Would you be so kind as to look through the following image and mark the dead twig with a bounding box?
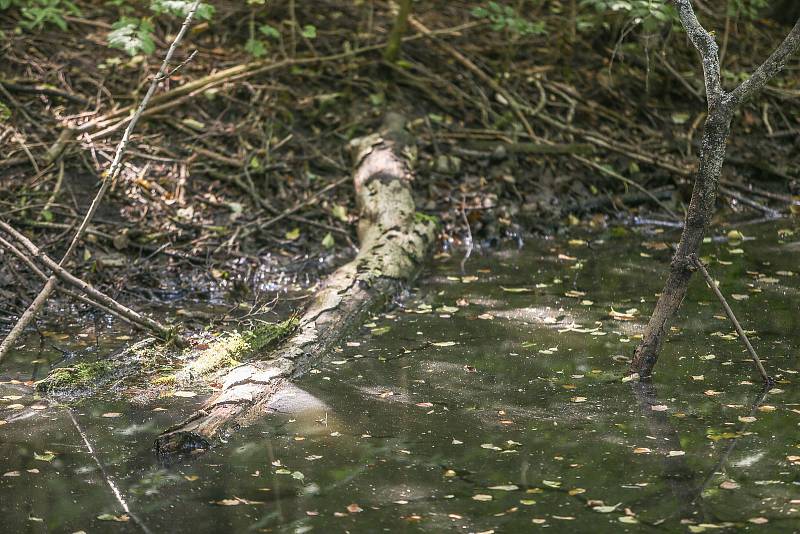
[0,221,187,345]
[0,1,201,362]
[689,254,771,385]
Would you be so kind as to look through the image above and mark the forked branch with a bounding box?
[630,3,800,378]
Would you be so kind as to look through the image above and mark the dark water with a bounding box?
[2,220,799,533]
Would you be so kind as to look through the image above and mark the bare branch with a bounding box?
[0,0,201,363]
[672,0,724,105]
[730,18,800,105]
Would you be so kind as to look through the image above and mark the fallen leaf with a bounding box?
[592,503,620,513]
[97,514,129,522]
[34,452,55,462]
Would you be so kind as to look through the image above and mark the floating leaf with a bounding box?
[592,503,620,513]
[97,514,129,522]
[501,286,532,293]
[34,452,55,462]
[212,497,264,506]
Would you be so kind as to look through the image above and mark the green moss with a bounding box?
[176,318,299,384]
[151,374,176,386]
[243,317,300,352]
[37,361,115,392]
[414,211,439,226]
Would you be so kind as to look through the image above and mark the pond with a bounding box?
[1,220,799,533]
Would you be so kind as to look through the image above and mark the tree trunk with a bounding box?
[630,3,800,378]
[630,108,733,377]
[154,113,437,456]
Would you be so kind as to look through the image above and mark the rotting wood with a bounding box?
[154,113,437,455]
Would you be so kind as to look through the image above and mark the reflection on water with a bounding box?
[1,220,799,532]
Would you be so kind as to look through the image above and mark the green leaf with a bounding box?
[108,17,155,56]
[150,0,215,21]
[244,38,267,58]
[331,205,348,222]
[301,24,316,39]
[321,232,335,249]
[34,451,55,462]
[258,24,280,39]
[285,228,300,241]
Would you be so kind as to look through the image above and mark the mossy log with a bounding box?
[154,114,437,455]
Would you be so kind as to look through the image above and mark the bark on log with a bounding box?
[154,113,437,455]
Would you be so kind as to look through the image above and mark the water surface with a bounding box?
[2,220,799,533]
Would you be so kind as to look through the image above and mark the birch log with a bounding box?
[155,113,437,455]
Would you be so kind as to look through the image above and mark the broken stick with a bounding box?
[690,253,771,385]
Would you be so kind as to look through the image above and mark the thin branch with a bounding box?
[690,254,771,385]
[730,17,800,105]
[67,409,153,534]
[672,0,724,105]
[0,1,201,363]
[0,235,123,320]
[0,222,186,345]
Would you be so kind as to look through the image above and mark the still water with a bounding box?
[1,220,799,533]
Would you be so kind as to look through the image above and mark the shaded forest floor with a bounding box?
[1,1,799,331]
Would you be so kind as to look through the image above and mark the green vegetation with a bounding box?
[414,211,440,227]
[36,360,114,392]
[471,1,546,37]
[175,318,299,384]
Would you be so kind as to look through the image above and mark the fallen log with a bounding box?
[154,113,438,455]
